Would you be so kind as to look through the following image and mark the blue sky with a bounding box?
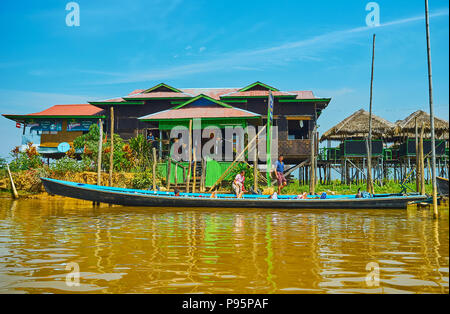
[0,0,448,158]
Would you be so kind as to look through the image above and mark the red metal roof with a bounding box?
[98,86,323,102]
[140,107,260,120]
[181,88,239,100]
[27,104,104,116]
[221,90,296,97]
[291,91,315,99]
[125,91,193,99]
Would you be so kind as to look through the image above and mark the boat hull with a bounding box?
[41,178,427,210]
[437,177,449,196]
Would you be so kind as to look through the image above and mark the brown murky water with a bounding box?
[0,198,448,294]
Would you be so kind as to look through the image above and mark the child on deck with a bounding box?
[232,170,246,199]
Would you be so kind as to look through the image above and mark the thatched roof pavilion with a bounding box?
[320,109,395,142]
[393,110,449,140]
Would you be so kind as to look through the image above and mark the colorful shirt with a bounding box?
[276,160,284,173]
[235,174,245,185]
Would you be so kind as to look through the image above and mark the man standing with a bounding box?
[275,155,287,194]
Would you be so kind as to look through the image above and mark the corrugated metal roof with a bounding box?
[291,91,315,99]
[181,88,239,100]
[125,91,193,99]
[140,107,260,120]
[96,86,322,102]
[221,90,296,97]
[28,104,104,116]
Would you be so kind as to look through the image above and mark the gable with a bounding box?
[183,97,221,108]
[142,83,183,94]
[172,94,233,110]
[239,81,279,92]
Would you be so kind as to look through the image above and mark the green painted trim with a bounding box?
[170,101,186,105]
[142,83,183,94]
[239,81,279,92]
[278,98,332,103]
[171,94,233,110]
[89,101,144,105]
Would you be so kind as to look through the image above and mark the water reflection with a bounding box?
[0,199,448,294]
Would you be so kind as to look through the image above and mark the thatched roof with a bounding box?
[320,109,395,142]
[393,110,449,139]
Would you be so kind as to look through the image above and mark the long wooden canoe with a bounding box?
[41,178,427,210]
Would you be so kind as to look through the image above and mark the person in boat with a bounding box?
[271,192,278,199]
[295,192,308,199]
[320,192,327,199]
[210,191,218,199]
[275,155,288,194]
[174,189,180,197]
[355,188,372,199]
[233,170,246,198]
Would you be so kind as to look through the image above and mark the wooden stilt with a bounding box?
[109,106,114,187]
[309,130,316,194]
[192,148,197,193]
[415,118,420,192]
[186,120,193,193]
[166,158,172,190]
[420,124,426,195]
[97,119,103,186]
[253,145,258,192]
[152,147,157,191]
[201,158,207,192]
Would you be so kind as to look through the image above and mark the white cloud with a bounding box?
[85,8,449,84]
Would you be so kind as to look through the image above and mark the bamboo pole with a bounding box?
[166,158,172,190]
[174,163,178,187]
[253,143,258,192]
[6,164,18,199]
[208,125,267,192]
[425,0,438,218]
[192,148,197,193]
[366,33,376,195]
[200,158,206,192]
[427,158,432,185]
[152,147,157,191]
[415,118,419,192]
[420,124,426,195]
[97,119,103,186]
[309,130,315,194]
[186,120,193,193]
[109,106,114,187]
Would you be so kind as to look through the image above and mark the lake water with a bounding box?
[0,198,448,294]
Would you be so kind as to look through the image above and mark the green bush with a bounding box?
[131,170,154,189]
[73,124,132,172]
[50,156,91,173]
[129,134,152,171]
[0,157,6,170]
[9,145,43,171]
